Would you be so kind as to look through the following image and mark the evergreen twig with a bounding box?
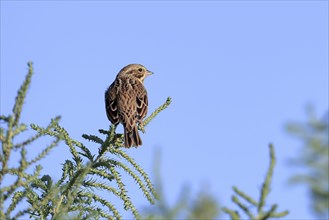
[12,62,33,128]
[258,143,276,214]
[222,144,289,220]
[232,186,258,206]
[140,97,172,129]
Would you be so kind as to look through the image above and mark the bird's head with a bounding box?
[118,64,153,83]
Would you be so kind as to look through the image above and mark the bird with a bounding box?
[105,64,153,148]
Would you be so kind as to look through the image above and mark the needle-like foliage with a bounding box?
[222,144,289,220]
[286,108,328,218]
[0,62,171,219]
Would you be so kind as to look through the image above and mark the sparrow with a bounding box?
[105,64,153,148]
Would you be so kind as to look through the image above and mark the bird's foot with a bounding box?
[138,122,146,133]
[113,133,124,148]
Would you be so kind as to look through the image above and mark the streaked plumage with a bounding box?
[105,64,153,148]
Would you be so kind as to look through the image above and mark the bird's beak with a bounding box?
[147,70,154,75]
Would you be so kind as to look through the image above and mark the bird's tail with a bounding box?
[124,125,142,148]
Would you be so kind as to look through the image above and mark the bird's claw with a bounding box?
[138,122,146,133]
[113,133,124,148]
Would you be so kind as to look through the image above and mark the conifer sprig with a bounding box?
[222,144,289,220]
[140,97,172,130]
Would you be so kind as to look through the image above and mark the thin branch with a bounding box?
[258,144,276,213]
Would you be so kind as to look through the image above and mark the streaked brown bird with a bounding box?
[105,64,153,148]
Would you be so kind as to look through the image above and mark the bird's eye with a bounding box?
[138,68,143,72]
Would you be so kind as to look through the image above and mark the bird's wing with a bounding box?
[105,81,120,125]
[135,82,148,122]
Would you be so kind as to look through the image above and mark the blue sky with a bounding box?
[1,1,328,219]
